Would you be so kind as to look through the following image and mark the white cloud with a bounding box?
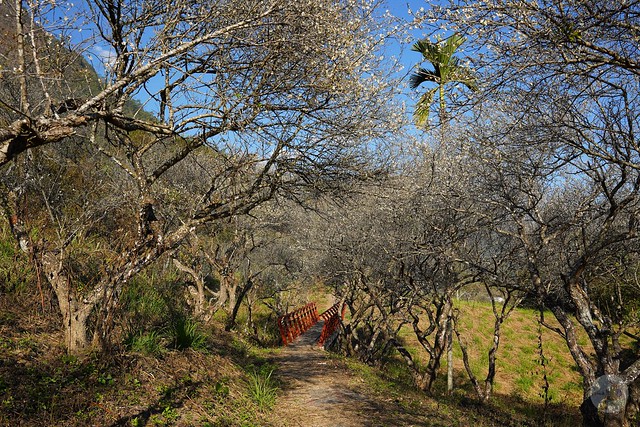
[92,45,116,71]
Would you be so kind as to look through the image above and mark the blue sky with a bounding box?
[58,0,441,128]
[382,0,452,131]
[79,0,436,85]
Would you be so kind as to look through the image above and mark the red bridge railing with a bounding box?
[277,302,319,346]
[317,302,346,346]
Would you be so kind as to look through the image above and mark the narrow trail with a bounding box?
[269,323,430,427]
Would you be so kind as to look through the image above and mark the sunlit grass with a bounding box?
[246,364,278,412]
[401,300,586,407]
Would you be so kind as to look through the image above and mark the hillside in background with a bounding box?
[0,1,148,122]
[0,2,17,56]
[444,302,584,405]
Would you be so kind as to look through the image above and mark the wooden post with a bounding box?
[447,317,453,394]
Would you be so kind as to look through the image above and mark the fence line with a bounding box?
[317,301,346,346]
[277,302,319,346]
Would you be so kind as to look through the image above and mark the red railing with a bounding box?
[317,302,346,346]
[277,302,319,346]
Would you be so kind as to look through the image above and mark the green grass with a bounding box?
[0,227,34,293]
[515,375,535,395]
[246,364,278,412]
[170,317,208,350]
[125,331,164,356]
[404,301,585,407]
[341,345,580,427]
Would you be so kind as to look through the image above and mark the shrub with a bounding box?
[170,317,207,351]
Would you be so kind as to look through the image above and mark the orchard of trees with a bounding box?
[0,0,638,426]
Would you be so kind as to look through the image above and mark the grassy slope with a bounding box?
[451,300,584,405]
[0,298,278,426]
[391,299,586,424]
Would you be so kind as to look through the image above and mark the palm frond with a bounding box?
[441,33,466,60]
[450,66,478,92]
[409,67,440,89]
[410,39,426,53]
[411,39,443,63]
[414,87,438,127]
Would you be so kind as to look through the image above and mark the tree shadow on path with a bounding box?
[269,323,447,427]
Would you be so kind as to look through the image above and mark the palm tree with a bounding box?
[410,35,476,396]
[410,33,477,127]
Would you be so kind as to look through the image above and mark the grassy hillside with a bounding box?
[389,300,585,424]
[451,301,584,405]
[0,297,278,426]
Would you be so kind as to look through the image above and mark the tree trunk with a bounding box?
[455,325,483,399]
[365,327,383,363]
[92,285,123,351]
[483,314,503,401]
[60,300,93,354]
[172,258,210,320]
[195,279,206,318]
[42,252,95,354]
[579,394,626,427]
[225,278,253,331]
[417,297,453,394]
[625,380,639,426]
[215,273,237,313]
[580,397,604,427]
[580,375,634,427]
[225,276,237,314]
[53,278,93,353]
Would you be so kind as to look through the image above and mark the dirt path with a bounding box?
[269,323,431,427]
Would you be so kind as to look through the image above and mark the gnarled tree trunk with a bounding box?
[411,295,453,394]
[41,251,95,354]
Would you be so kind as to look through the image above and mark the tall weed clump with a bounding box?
[246,364,278,411]
[170,316,208,350]
[124,330,165,356]
[121,269,205,354]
